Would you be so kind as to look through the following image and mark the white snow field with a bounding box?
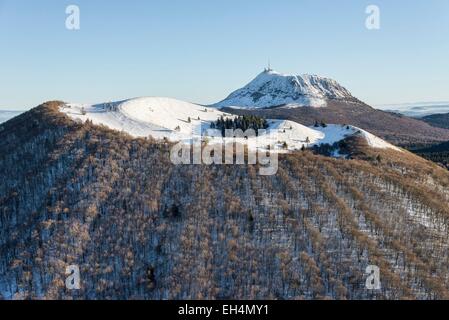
[60,97,399,153]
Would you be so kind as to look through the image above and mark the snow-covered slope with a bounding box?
[61,97,232,140]
[312,124,401,151]
[214,69,355,109]
[60,97,399,153]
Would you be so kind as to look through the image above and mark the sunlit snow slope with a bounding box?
[61,97,231,141]
[60,97,399,152]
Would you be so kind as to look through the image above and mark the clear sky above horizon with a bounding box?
[1,0,448,110]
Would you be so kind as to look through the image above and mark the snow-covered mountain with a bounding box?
[61,97,229,141]
[214,69,355,109]
[61,97,399,152]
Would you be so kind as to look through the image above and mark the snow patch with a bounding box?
[312,124,401,151]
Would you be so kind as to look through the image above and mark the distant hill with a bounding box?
[422,112,449,129]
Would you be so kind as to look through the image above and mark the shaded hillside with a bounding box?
[412,140,449,170]
[422,112,449,130]
[222,100,449,147]
[1,102,449,299]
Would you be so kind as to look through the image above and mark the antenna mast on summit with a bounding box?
[267,59,272,72]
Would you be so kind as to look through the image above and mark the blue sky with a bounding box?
[0,0,448,110]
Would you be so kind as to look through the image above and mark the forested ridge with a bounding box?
[422,112,449,130]
[411,141,449,171]
[1,102,449,299]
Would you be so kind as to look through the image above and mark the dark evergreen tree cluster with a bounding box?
[314,120,327,128]
[210,115,269,136]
